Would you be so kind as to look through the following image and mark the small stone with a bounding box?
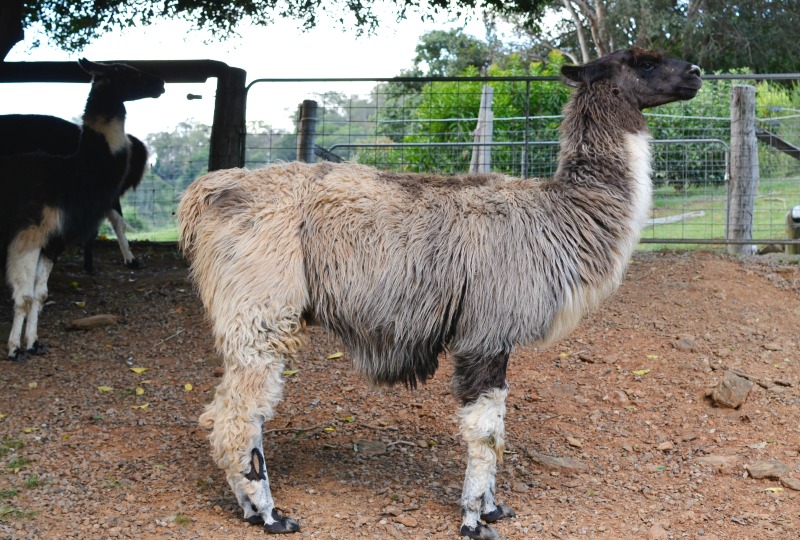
[648,523,669,540]
[747,459,789,480]
[528,450,588,471]
[382,506,400,517]
[710,371,753,409]
[673,337,699,352]
[393,515,417,528]
[608,390,629,405]
[657,441,674,452]
[763,342,782,351]
[416,440,429,448]
[780,477,800,491]
[696,455,738,470]
[566,436,583,448]
[512,482,530,493]
[354,440,387,457]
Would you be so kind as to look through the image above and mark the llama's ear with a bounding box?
[560,65,584,87]
[77,58,107,76]
[78,58,95,73]
[561,63,612,87]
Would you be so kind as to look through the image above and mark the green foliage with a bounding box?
[412,28,493,77]
[245,120,295,166]
[361,49,569,174]
[504,1,800,73]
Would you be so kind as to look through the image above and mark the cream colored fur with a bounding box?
[458,387,508,528]
[5,207,62,354]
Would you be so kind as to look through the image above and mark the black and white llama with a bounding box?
[1,59,164,360]
[0,113,148,273]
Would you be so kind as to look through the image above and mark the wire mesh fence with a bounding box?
[121,74,800,249]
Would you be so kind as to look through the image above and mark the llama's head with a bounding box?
[78,59,165,102]
[561,48,702,109]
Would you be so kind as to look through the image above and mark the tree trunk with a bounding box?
[563,0,591,63]
[0,0,24,61]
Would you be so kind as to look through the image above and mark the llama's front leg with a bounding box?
[203,362,300,533]
[5,246,40,360]
[22,254,53,355]
[454,352,515,539]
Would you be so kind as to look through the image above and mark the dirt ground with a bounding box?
[1,242,800,540]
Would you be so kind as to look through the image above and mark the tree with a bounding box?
[2,0,553,61]
[502,1,800,72]
[411,28,493,76]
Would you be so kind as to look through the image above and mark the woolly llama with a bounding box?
[1,59,164,360]
[0,113,149,272]
[178,48,701,538]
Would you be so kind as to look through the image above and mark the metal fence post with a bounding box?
[296,99,318,163]
[727,85,759,255]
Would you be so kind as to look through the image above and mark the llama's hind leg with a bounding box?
[454,352,515,540]
[22,254,54,355]
[106,208,138,268]
[5,246,40,360]
[202,308,304,533]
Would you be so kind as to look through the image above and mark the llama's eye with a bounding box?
[640,62,655,72]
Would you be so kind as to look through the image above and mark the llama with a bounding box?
[177,48,701,538]
[0,114,148,272]
[1,59,164,360]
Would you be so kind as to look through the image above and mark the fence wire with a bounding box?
[120,74,800,247]
[240,75,800,249]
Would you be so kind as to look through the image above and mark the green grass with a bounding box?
[640,176,800,249]
[0,503,37,520]
[0,440,24,459]
[6,457,30,470]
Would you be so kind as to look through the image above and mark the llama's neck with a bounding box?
[554,82,652,234]
[82,86,129,155]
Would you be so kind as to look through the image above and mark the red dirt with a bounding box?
[1,243,799,539]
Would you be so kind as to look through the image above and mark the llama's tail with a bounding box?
[176,168,248,260]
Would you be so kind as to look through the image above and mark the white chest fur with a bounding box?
[84,117,129,155]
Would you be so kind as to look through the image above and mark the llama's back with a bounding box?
[0,115,81,156]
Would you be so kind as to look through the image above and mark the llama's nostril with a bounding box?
[689,65,701,77]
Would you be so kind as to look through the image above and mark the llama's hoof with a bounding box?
[460,522,499,540]
[261,509,300,534]
[7,348,29,361]
[125,259,141,269]
[27,341,48,356]
[481,504,516,523]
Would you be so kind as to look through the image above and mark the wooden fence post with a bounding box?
[470,85,494,173]
[296,99,318,163]
[209,66,247,171]
[727,85,759,255]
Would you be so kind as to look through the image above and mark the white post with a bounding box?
[470,85,494,173]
